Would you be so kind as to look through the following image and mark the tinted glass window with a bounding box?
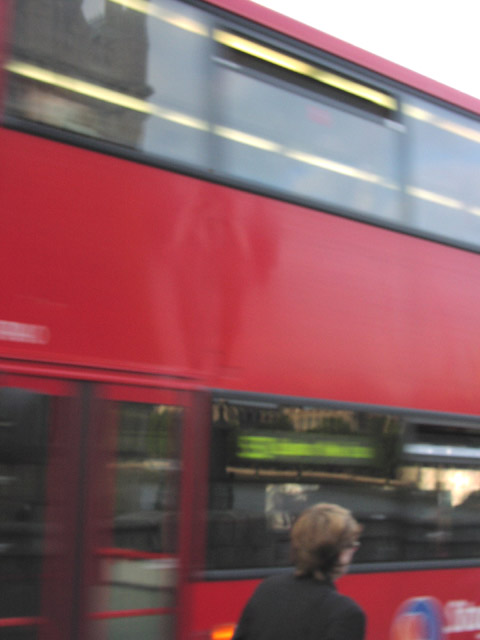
[0,388,48,638]
[113,402,182,555]
[6,0,211,165]
[213,52,401,222]
[207,398,480,570]
[4,0,401,228]
[7,0,480,250]
[0,383,78,640]
[404,97,480,245]
[88,400,182,640]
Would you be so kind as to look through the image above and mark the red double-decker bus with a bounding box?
[2,1,480,639]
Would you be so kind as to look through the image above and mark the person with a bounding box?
[233,503,366,640]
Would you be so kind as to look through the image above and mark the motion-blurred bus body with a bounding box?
[2,1,480,638]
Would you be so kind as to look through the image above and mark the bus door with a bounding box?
[0,373,82,640]
[80,384,202,640]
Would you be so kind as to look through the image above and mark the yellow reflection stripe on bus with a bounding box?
[5,60,209,131]
[156,107,208,131]
[108,0,209,36]
[437,119,480,144]
[214,125,281,152]
[402,104,433,123]
[312,69,397,111]
[406,186,464,210]
[214,125,395,186]
[6,60,154,113]
[214,30,397,111]
[285,149,391,186]
[403,103,480,144]
[214,30,312,76]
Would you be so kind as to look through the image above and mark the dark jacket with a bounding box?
[233,572,366,640]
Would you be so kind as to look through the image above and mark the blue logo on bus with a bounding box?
[391,597,444,640]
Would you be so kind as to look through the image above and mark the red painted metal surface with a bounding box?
[190,567,480,640]
[2,127,480,414]
[0,372,75,394]
[205,0,480,115]
[96,548,175,560]
[0,617,45,628]
[89,609,175,620]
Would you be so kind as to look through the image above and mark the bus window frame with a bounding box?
[80,384,209,640]
[0,372,83,640]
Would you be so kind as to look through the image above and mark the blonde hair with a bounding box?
[290,503,361,579]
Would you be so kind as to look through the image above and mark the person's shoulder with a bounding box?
[325,589,365,618]
[320,589,366,640]
[259,571,294,588]
[253,571,295,596]
[243,571,295,610]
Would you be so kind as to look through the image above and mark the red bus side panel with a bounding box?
[190,568,480,640]
[2,128,480,414]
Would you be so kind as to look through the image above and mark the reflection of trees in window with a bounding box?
[117,404,180,460]
[354,413,402,479]
[114,403,181,553]
[314,414,353,434]
[117,404,151,460]
[146,408,180,459]
[213,402,294,432]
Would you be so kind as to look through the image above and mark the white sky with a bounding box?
[252,0,480,101]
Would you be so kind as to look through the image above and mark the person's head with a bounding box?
[290,503,361,581]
